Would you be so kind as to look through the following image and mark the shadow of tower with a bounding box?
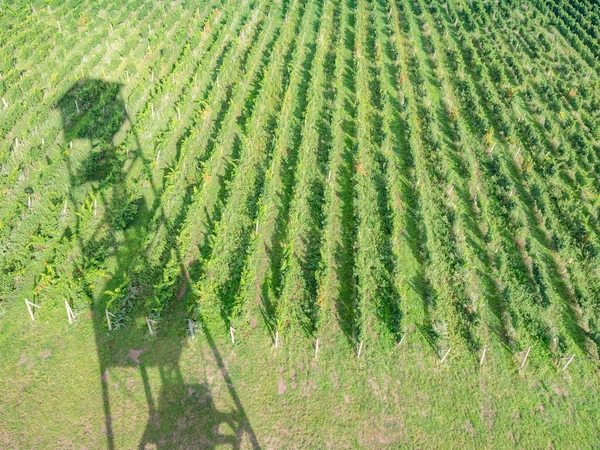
[56,78,260,450]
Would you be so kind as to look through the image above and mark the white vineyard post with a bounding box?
[188,319,195,340]
[25,299,40,321]
[230,326,235,344]
[440,348,451,364]
[520,346,531,370]
[315,338,319,358]
[479,345,487,366]
[562,354,575,372]
[357,341,363,358]
[106,310,116,331]
[275,331,279,348]
[65,300,75,324]
[146,318,157,336]
[398,332,407,347]
[26,299,33,319]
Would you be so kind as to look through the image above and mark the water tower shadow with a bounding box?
[56,79,259,449]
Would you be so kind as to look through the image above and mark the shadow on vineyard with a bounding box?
[55,79,260,449]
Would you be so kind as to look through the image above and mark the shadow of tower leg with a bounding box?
[100,365,116,450]
[57,79,128,450]
[198,313,261,450]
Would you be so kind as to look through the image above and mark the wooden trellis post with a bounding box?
[275,331,279,348]
[25,299,40,321]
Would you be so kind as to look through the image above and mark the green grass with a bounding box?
[2,297,600,448]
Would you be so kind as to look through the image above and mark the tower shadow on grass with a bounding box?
[56,79,260,450]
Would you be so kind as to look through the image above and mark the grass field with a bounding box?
[1,0,600,447]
